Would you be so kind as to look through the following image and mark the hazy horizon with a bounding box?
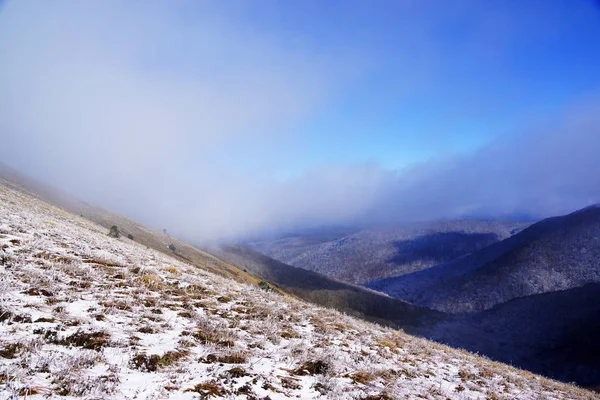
[2,0,600,241]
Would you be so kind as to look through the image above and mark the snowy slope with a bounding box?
[0,162,260,287]
[0,182,595,399]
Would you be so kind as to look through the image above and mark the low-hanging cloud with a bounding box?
[370,102,600,224]
[1,1,600,242]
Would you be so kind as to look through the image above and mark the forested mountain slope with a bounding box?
[247,220,529,285]
[432,283,600,387]
[367,205,600,313]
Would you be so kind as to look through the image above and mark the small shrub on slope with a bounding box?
[108,225,120,238]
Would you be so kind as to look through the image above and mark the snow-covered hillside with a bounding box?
[0,182,595,399]
[367,206,600,314]
[246,221,528,285]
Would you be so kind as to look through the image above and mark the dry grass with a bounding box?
[293,360,330,376]
[138,273,163,290]
[185,381,230,397]
[163,265,180,275]
[0,342,25,358]
[347,370,375,385]
[130,350,190,372]
[201,351,249,364]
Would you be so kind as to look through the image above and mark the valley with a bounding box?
[246,220,529,285]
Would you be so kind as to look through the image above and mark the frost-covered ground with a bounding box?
[0,182,595,399]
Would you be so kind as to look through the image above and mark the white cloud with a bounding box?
[1,1,599,242]
[0,0,353,239]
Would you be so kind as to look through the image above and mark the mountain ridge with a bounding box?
[366,205,600,313]
[247,220,530,285]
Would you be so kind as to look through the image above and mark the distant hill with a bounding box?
[367,205,600,313]
[431,283,600,387]
[247,220,529,284]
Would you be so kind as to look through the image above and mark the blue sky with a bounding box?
[2,0,600,239]
[192,0,600,177]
